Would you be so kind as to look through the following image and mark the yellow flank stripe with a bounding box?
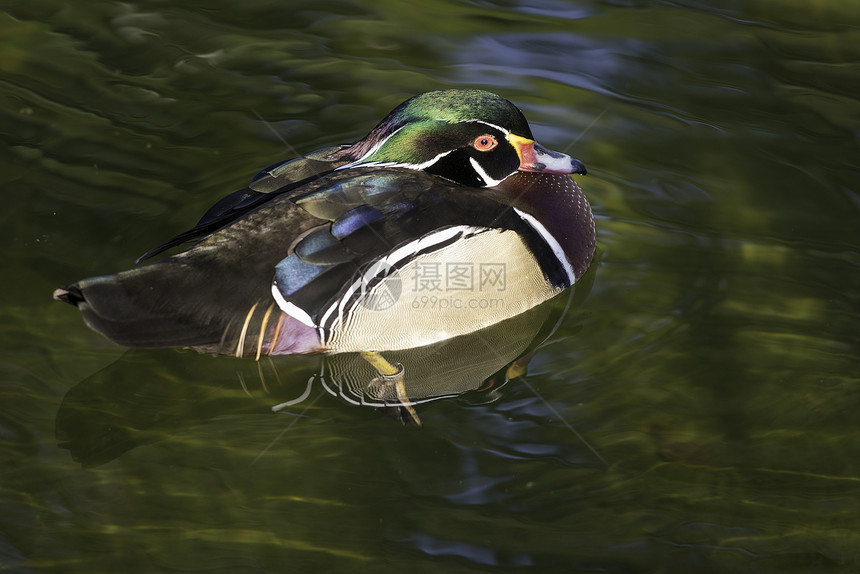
[257,302,275,360]
[235,302,259,357]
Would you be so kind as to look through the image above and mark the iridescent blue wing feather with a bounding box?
[271,170,565,324]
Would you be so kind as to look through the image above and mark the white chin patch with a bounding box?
[469,157,504,187]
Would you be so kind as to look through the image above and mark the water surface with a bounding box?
[1,0,858,572]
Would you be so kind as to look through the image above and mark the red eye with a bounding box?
[473,135,498,151]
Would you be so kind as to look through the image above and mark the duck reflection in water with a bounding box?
[56,286,593,467]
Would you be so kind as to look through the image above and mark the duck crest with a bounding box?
[328,89,533,164]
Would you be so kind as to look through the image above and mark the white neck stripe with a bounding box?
[513,208,575,285]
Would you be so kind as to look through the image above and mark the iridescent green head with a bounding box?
[330,89,586,187]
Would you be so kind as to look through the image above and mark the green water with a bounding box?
[2,0,859,572]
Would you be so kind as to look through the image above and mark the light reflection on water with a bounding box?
[1,0,858,572]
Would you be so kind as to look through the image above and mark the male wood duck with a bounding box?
[54,89,595,356]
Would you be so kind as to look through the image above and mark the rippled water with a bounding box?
[2,1,858,572]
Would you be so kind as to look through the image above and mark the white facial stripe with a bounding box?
[513,208,575,285]
[469,157,504,187]
[355,124,406,163]
[339,119,510,171]
[337,149,454,172]
[464,119,510,135]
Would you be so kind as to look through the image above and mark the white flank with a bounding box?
[318,225,487,340]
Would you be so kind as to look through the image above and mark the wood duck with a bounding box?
[54,89,595,355]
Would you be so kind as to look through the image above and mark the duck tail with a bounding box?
[53,262,320,355]
[54,264,222,350]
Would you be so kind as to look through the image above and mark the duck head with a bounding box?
[329,89,586,187]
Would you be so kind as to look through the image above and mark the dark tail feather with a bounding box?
[54,266,230,350]
[53,286,85,306]
[54,261,321,356]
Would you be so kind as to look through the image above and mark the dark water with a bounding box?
[2,0,859,572]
